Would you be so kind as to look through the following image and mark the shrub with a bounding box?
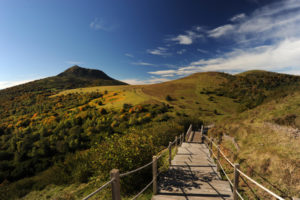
[165,95,173,101]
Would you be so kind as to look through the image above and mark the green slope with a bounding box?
[2,69,300,199]
[0,65,126,101]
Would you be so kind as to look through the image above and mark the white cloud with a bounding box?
[230,13,246,22]
[121,79,147,85]
[170,30,203,45]
[146,0,300,79]
[132,61,155,66]
[125,53,134,58]
[148,69,177,76]
[172,34,193,45]
[147,47,170,56]
[0,79,35,90]
[90,18,115,31]
[207,0,300,43]
[121,77,170,85]
[148,38,300,77]
[208,24,235,38]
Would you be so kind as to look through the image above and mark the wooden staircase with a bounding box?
[152,131,233,200]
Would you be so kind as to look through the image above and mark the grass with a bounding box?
[210,92,300,198]
[54,72,240,123]
[15,70,300,199]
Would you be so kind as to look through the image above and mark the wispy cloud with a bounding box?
[208,24,235,38]
[121,77,170,85]
[148,38,300,76]
[230,13,246,22]
[132,61,156,66]
[169,30,203,45]
[121,79,147,85]
[147,47,170,56]
[90,18,116,31]
[125,53,134,58]
[207,0,300,43]
[148,0,300,77]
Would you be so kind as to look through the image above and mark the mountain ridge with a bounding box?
[0,66,127,98]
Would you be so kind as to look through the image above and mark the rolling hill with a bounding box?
[1,68,300,199]
[0,65,126,101]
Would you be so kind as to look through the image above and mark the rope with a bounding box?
[202,128,285,200]
[82,178,115,200]
[211,150,233,186]
[236,190,245,200]
[120,160,154,177]
[236,168,284,200]
[240,175,261,199]
[171,138,177,145]
[131,179,154,200]
[204,135,234,167]
[218,148,235,167]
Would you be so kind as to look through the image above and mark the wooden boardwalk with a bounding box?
[152,131,233,200]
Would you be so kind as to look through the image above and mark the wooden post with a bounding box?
[201,125,204,143]
[233,164,240,200]
[168,142,172,165]
[175,136,178,148]
[110,169,121,200]
[179,134,182,145]
[217,144,220,171]
[200,125,203,143]
[152,156,158,195]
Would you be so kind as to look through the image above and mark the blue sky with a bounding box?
[1,0,300,88]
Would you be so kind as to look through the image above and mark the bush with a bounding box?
[165,95,173,101]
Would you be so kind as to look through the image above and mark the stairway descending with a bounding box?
[152,131,233,200]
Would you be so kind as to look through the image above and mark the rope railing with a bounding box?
[185,124,193,142]
[202,126,285,200]
[210,144,244,200]
[120,160,154,178]
[82,178,115,200]
[131,179,154,200]
[237,168,284,200]
[82,132,183,200]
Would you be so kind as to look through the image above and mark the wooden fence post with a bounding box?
[175,136,178,148]
[168,142,172,165]
[233,163,240,200]
[217,144,220,171]
[111,169,121,200]
[152,156,158,195]
[201,126,205,143]
[179,134,182,145]
[200,125,203,143]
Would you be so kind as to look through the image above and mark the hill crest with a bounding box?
[58,65,114,80]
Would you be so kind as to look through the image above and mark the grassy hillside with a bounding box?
[209,93,300,198]
[1,69,300,199]
[0,66,126,102]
